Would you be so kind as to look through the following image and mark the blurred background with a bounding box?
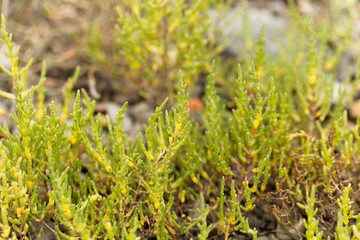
[1,0,360,138]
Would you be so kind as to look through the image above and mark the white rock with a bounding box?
[0,45,17,69]
[128,102,154,124]
[208,7,288,57]
[106,102,132,133]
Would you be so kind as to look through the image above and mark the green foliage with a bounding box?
[203,61,232,175]
[297,185,323,240]
[86,0,236,98]
[2,0,360,239]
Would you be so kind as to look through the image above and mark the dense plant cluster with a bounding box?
[86,0,238,98]
[1,0,360,239]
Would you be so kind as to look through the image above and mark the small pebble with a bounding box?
[268,233,278,240]
[275,225,299,240]
[128,102,154,124]
[350,99,360,120]
[257,236,270,240]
